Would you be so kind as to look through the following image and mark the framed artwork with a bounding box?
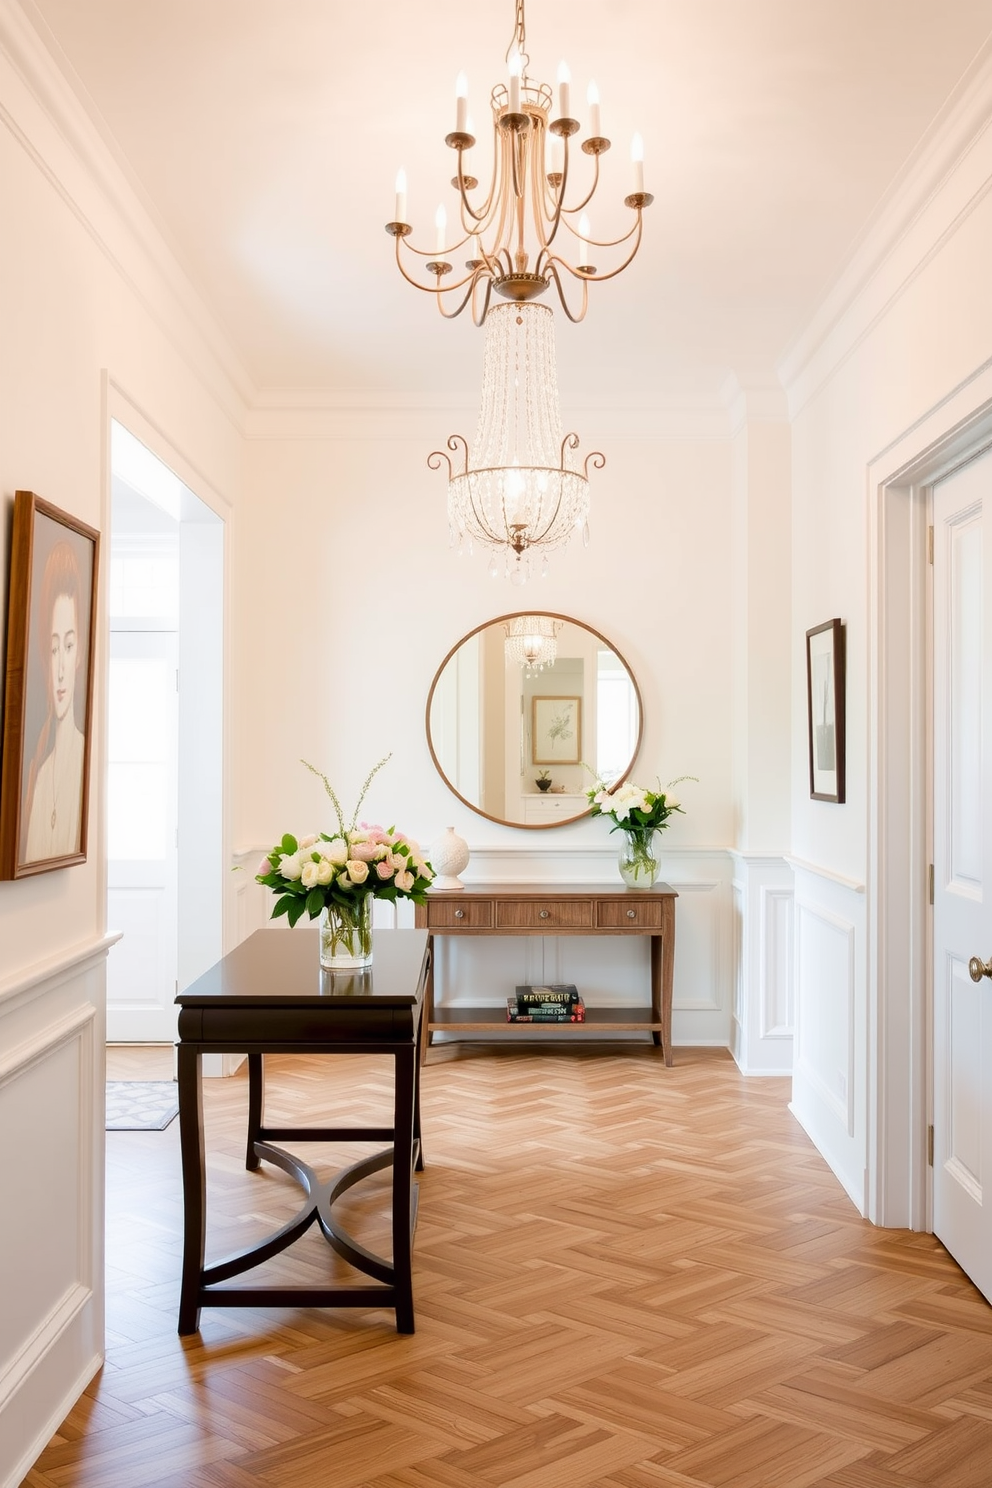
[806,618,845,803]
[0,491,101,878]
[532,695,582,765]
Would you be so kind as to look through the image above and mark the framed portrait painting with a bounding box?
[806,618,845,804]
[532,695,582,766]
[0,491,100,878]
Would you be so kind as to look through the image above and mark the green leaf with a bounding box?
[281,833,298,855]
[286,898,307,928]
[305,888,325,919]
[271,895,294,920]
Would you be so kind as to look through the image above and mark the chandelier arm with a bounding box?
[436,276,484,320]
[557,152,601,217]
[569,212,645,282]
[584,451,606,477]
[471,274,495,327]
[545,261,589,323]
[392,245,479,297]
[538,139,569,245]
[454,119,503,228]
[561,214,640,251]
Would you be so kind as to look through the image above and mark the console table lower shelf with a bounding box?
[415,882,677,1066]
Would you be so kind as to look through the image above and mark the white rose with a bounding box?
[665,794,679,810]
[301,860,320,888]
[279,852,303,881]
[320,838,349,866]
[299,834,318,850]
[346,859,370,884]
[394,869,414,892]
[316,859,334,885]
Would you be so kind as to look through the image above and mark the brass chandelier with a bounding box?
[387,0,651,578]
[385,0,653,323]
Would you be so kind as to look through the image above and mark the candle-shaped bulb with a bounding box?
[631,132,645,193]
[557,59,571,119]
[394,167,407,223]
[508,49,522,114]
[455,71,468,134]
[587,79,601,137]
[435,203,447,255]
[578,212,591,266]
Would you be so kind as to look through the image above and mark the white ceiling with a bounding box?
[23,0,992,409]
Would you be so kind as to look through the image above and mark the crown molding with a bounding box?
[778,34,992,415]
[0,0,255,426]
[244,395,732,444]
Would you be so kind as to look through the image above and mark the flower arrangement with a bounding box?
[586,775,695,887]
[255,756,434,964]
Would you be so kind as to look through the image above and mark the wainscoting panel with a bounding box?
[790,863,867,1213]
[0,939,111,1488]
[729,853,794,1075]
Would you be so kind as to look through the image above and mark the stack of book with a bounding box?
[507,984,585,1022]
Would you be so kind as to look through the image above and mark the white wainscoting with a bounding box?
[729,853,795,1074]
[789,863,867,1213]
[0,937,114,1488]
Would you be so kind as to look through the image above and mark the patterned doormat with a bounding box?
[106,1081,179,1131]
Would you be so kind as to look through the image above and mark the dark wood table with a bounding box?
[416,882,677,1065]
[175,927,429,1335]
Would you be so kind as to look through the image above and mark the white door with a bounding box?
[106,628,179,1041]
[932,453,992,1302]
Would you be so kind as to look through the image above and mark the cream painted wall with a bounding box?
[784,75,992,1218]
[235,415,735,858]
[0,7,245,1479]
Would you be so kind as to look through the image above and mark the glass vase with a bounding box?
[319,897,373,971]
[617,827,660,889]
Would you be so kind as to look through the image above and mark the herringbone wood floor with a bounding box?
[25,1044,992,1487]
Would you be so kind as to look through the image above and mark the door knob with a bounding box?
[969,955,992,983]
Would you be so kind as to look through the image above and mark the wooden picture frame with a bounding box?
[532,695,582,765]
[806,618,845,803]
[0,491,100,877]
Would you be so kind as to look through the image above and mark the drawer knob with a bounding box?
[539,909,550,919]
[454,909,465,919]
[627,908,637,919]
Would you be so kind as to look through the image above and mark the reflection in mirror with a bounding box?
[426,613,642,829]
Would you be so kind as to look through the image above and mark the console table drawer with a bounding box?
[596,899,663,929]
[425,898,494,929]
[496,899,593,929]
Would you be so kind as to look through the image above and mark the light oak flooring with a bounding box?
[25,1043,992,1487]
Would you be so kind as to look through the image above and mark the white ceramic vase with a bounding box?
[429,826,470,890]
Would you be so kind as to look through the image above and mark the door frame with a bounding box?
[868,366,992,1228]
[101,375,232,985]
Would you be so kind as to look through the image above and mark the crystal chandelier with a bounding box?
[504,614,563,674]
[385,0,652,324]
[429,302,603,581]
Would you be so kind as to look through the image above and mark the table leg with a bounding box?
[177,1043,205,1334]
[246,1053,264,1171]
[421,934,435,1061]
[392,1045,416,1334]
[413,1005,425,1174]
[658,905,675,1067]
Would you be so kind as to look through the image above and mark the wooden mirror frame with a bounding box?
[425,611,643,829]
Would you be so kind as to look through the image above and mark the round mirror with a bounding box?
[426,612,642,829]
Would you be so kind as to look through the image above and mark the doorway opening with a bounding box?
[106,420,223,1045]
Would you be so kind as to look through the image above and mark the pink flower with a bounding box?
[349,840,378,862]
[376,860,395,880]
[394,869,414,892]
[256,857,273,877]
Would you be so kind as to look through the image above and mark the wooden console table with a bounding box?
[175,927,429,1335]
[415,882,676,1066]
